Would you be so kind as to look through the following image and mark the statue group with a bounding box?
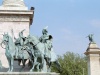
[0,27,61,72]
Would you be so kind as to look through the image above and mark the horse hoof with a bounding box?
[7,70,10,72]
[30,70,33,72]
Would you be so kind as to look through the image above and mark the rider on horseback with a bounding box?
[39,26,50,58]
[15,29,25,58]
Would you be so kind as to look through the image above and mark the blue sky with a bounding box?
[0,0,100,55]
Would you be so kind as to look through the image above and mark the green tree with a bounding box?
[51,52,87,75]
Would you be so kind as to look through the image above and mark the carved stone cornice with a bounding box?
[0,15,29,22]
[0,10,34,25]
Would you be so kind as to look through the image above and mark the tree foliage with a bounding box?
[51,52,87,75]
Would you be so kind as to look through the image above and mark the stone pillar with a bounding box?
[0,0,34,71]
[84,43,100,75]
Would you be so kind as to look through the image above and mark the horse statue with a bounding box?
[1,33,30,72]
[24,35,61,72]
[24,35,45,72]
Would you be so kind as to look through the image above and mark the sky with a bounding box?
[0,0,100,56]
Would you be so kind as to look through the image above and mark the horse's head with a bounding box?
[1,33,9,49]
[24,36,30,45]
[24,35,39,46]
[2,33,9,43]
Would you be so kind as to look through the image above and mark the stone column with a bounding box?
[0,0,34,71]
[84,43,100,75]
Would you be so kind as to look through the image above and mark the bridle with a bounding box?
[1,40,8,49]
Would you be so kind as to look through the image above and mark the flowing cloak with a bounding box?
[50,48,57,62]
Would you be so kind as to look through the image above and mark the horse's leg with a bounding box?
[47,62,52,72]
[41,54,45,71]
[18,59,21,66]
[10,57,14,72]
[30,57,37,72]
[28,55,34,68]
[44,57,49,66]
[21,52,25,68]
[28,60,32,67]
[37,63,40,72]
[6,57,11,72]
[22,59,27,68]
[22,59,24,68]
[45,57,50,72]
[44,57,51,72]
[48,58,52,72]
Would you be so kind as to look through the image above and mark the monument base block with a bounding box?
[0,72,60,75]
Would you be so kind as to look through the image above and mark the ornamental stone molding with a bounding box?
[2,0,25,7]
[0,15,29,22]
[0,0,28,10]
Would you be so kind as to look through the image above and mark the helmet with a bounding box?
[42,29,48,34]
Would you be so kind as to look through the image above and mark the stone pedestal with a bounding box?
[84,43,100,75]
[0,72,60,75]
[0,0,34,71]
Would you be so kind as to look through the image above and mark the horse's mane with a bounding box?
[31,35,39,41]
